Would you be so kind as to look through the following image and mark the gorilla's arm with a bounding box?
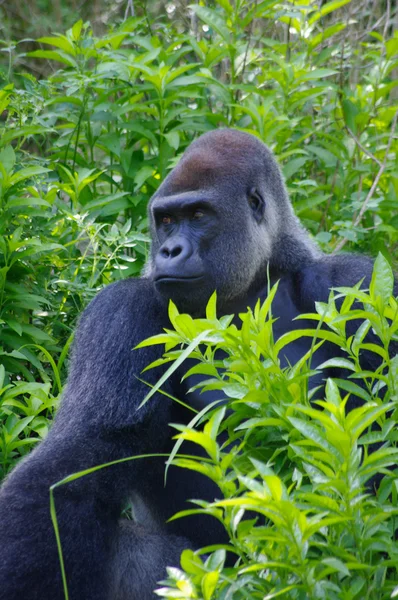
[294,254,398,371]
[294,254,376,306]
[110,522,191,600]
[0,278,186,600]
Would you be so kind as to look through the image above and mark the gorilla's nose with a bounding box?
[160,243,183,259]
[157,236,193,264]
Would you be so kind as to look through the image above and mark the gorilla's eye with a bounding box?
[192,210,204,220]
[249,196,260,210]
[162,215,174,225]
[248,188,265,222]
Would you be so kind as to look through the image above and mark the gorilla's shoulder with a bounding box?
[83,277,157,318]
[292,253,376,310]
[319,253,375,286]
[66,277,168,385]
[75,277,165,344]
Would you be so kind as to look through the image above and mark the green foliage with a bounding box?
[140,256,398,600]
[0,2,397,591]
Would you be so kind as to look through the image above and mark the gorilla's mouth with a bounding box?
[155,275,205,284]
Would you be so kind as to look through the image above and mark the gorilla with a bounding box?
[0,129,396,600]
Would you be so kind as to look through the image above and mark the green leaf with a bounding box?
[165,398,224,482]
[215,0,233,14]
[7,197,51,209]
[83,192,129,211]
[298,69,337,82]
[3,381,50,400]
[180,549,204,575]
[21,324,54,342]
[137,330,212,409]
[27,50,77,67]
[241,0,280,27]
[332,379,371,402]
[135,333,179,349]
[309,0,352,25]
[168,300,180,329]
[71,20,83,41]
[5,319,22,336]
[289,417,340,456]
[308,23,346,49]
[351,404,392,439]
[219,383,248,399]
[0,126,50,146]
[282,157,308,180]
[191,5,231,42]
[205,292,217,321]
[321,557,351,577]
[46,95,83,107]
[37,35,76,55]
[204,406,225,441]
[0,84,13,115]
[8,416,35,441]
[0,364,5,389]
[9,166,50,187]
[369,253,394,307]
[316,357,356,371]
[170,457,220,479]
[176,428,219,462]
[134,166,154,191]
[0,145,16,173]
[342,98,359,132]
[274,329,342,354]
[202,571,219,600]
[235,417,286,431]
[164,131,180,151]
[98,133,121,158]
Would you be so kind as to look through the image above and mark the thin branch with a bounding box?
[318,160,340,233]
[240,0,257,82]
[383,0,391,39]
[236,0,258,103]
[332,110,398,254]
[357,15,386,41]
[346,127,382,167]
[124,0,135,20]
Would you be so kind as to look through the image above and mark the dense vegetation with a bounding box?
[140,265,398,599]
[0,1,397,598]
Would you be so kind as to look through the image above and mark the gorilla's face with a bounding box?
[149,189,267,314]
[147,129,290,315]
[150,191,218,310]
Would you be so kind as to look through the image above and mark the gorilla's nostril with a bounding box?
[170,245,182,258]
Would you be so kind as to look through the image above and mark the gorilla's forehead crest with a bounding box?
[160,129,267,194]
[167,151,234,192]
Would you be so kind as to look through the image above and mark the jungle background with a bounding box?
[0,1,398,598]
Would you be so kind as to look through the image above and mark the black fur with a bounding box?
[0,129,396,600]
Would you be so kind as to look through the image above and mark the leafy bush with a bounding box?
[138,254,398,600]
[0,2,397,594]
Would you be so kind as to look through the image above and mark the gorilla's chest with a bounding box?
[182,276,331,411]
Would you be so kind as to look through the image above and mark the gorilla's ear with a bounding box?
[248,188,265,222]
